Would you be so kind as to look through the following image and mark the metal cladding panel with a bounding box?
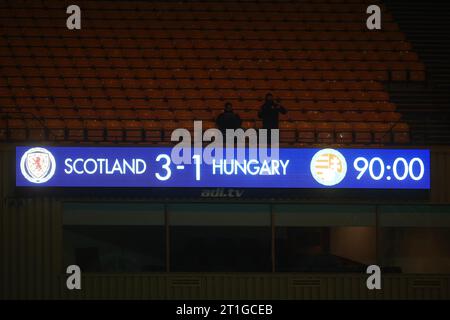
[431,148,450,202]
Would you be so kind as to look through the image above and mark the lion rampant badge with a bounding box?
[20,147,56,183]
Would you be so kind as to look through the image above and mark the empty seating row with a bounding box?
[0,47,419,62]
[0,10,395,23]
[2,29,407,42]
[0,88,391,102]
[1,108,401,122]
[0,19,401,32]
[0,57,423,73]
[1,78,386,91]
[2,38,413,51]
[279,121,410,144]
[1,99,397,112]
[0,4,391,14]
[0,1,388,12]
[2,67,422,81]
[0,117,410,145]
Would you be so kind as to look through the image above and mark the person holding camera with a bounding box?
[258,92,287,130]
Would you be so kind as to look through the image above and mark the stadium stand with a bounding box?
[0,0,427,145]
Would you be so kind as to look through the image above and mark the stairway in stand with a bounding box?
[385,0,450,144]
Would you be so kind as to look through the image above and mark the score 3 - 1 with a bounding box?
[155,154,201,181]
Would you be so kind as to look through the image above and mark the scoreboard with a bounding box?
[16,146,430,189]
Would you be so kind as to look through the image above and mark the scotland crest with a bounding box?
[20,147,56,183]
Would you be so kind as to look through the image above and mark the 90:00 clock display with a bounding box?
[354,157,425,181]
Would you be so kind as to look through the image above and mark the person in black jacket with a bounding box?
[216,102,242,136]
[258,93,287,130]
[258,93,287,146]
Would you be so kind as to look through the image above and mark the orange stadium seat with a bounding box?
[26,119,46,141]
[142,120,162,143]
[162,121,183,142]
[123,120,143,142]
[316,122,335,144]
[279,121,297,144]
[7,118,27,141]
[392,123,410,144]
[297,122,315,144]
[373,122,393,144]
[353,122,373,144]
[335,122,353,144]
[85,119,105,142]
[66,119,84,141]
[45,119,66,141]
[105,120,124,142]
